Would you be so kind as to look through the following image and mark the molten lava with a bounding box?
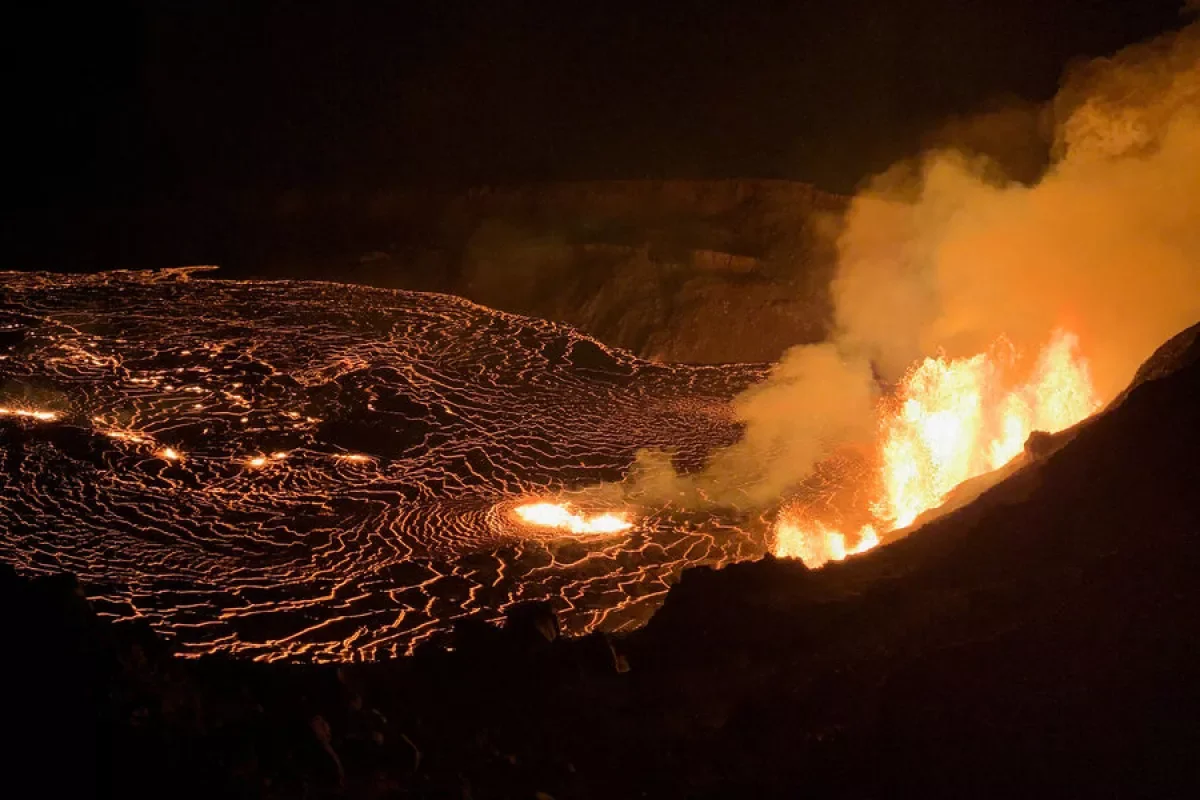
[776,330,1101,566]
[514,502,634,535]
[775,520,879,569]
[0,406,58,422]
[0,271,765,660]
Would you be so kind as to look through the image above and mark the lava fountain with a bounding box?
[775,329,1101,567]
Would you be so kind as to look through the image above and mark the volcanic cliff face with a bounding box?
[423,180,846,363]
[56,180,845,365]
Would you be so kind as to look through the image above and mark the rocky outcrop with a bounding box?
[240,179,846,364]
[439,180,846,363]
[25,180,845,364]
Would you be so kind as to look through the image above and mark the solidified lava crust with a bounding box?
[0,270,769,661]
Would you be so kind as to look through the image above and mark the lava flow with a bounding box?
[0,406,59,422]
[0,270,764,661]
[775,329,1102,567]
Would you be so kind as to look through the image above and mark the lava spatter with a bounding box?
[0,270,764,661]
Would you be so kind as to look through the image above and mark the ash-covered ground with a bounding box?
[0,269,769,660]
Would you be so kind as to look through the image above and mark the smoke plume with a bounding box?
[837,21,1200,400]
[609,21,1200,512]
[621,344,877,509]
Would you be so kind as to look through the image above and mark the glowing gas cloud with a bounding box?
[833,22,1200,401]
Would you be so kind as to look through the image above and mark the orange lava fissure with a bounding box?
[775,330,1102,568]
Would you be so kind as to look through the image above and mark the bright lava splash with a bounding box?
[774,519,880,569]
[513,502,634,535]
[0,406,59,422]
[775,329,1102,567]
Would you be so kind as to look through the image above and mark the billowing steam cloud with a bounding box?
[837,21,1200,399]
[613,20,1200,510]
[618,344,877,509]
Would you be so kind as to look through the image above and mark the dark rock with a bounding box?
[503,601,560,647]
[1023,428,1059,459]
[0,324,28,348]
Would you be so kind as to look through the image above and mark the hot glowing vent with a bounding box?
[775,330,1101,567]
[513,502,634,535]
[774,520,879,569]
[0,407,59,422]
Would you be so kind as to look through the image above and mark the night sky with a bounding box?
[3,0,1190,268]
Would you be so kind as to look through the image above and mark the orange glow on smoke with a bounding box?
[513,502,634,535]
[776,330,1101,567]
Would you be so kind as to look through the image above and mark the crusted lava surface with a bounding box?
[0,269,769,660]
[8,322,1199,799]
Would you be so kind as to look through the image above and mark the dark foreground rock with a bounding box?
[6,323,1200,799]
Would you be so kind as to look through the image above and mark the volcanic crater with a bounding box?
[0,269,774,660]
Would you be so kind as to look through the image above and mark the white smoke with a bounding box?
[615,21,1200,510]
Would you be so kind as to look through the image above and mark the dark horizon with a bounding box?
[3,0,1192,273]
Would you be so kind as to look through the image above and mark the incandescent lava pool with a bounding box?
[0,270,770,660]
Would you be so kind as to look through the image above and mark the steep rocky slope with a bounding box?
[53,180,845,364]
[419,180,846,363]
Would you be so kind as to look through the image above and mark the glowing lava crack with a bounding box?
[0,270,765,661]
